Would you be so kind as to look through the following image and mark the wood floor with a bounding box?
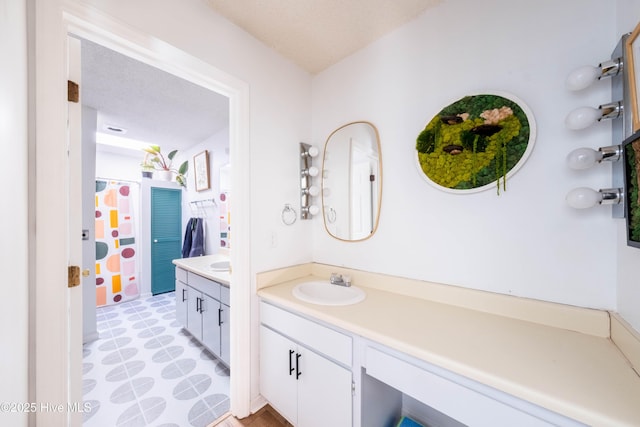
[209,405,293,427]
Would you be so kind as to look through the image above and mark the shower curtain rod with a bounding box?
[96,177,141,185]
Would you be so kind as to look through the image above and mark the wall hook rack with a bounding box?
[189,198,217,207]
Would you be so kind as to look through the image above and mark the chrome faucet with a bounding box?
[330,273,351,287]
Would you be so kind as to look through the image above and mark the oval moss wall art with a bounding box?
[415,93,536,194]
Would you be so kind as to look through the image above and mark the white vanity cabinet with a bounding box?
[175,268,189,327]
[175,267,229,366]
[259,301,353,427]
[361,344,584,427]
[220,285,231,366]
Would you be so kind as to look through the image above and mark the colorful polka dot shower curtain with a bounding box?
[95,180,140,306]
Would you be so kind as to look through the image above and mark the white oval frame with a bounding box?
[414,91,537,194]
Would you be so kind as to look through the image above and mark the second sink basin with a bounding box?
[292,281,366,306]
[209,260,230,271]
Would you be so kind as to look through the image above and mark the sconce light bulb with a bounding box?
[566,147,603,170]
[307,146,319,157]
[565,65,600,91]
[307,185,320,197]
[306,166,319,177]
[565,106,602,130]
[301,145,319,158]
[308,205,320,215]
[566,187,602,209]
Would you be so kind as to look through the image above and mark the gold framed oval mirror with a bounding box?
[321,121,382,241]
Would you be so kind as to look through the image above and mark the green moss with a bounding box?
[627,143,640,242]
[416,94,531,192]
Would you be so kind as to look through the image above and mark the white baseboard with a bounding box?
[249,395,268,415]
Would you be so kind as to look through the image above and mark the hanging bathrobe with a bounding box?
[189,218,205,257]
[182,217,195,258]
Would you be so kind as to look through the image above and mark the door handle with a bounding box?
[182,288,187,302]
[218,308,223,326]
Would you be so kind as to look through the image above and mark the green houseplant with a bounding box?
[141,145,189,187]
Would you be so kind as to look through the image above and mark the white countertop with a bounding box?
[172,254,230,285]
[258,275,640,427]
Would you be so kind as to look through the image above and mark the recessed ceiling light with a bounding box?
[103,124,127,134]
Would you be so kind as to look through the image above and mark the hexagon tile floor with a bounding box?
[82,291,230,426]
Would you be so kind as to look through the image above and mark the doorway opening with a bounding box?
[79,36,233,425]
[61,9,252,423]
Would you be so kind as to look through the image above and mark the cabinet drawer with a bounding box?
[188,272,221,299]
[175,267,188,283]
[220,285,230,306]
[260,301,351,366]
[366,347,559,426]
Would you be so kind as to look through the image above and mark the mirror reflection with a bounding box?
[322,121,382,241]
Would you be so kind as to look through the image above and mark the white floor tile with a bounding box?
[83,292,230,426]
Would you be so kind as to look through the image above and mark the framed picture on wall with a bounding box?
[626,21,640,132]
[623,130,640,249]
[194,150,210,192]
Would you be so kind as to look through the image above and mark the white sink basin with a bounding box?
[292,281,366,306]
[209,260,230,271]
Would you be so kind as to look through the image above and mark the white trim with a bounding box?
[36,2,253,421]
[67,34,84,427]
[33,1,70,424]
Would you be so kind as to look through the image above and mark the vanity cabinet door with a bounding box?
[175,279,189,327]
[220,302,230,366]
[187,289,203,340]
[297,346,352,427]
[260,325,298,424]
[200,292,221,356]
[260,324,352,427]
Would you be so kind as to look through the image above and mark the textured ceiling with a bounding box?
[82,1,439,157]
[81,39,229,156]
[206,0,441,74]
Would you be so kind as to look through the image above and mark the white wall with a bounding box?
[181,127,230,256]
[95,148,144,182]
[80,0,314,274]
[72,0,313,409]
[312,0,619,310]
[615,0,640,332]
[0,0,29,425]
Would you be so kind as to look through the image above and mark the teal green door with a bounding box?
[151,187,182,295]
